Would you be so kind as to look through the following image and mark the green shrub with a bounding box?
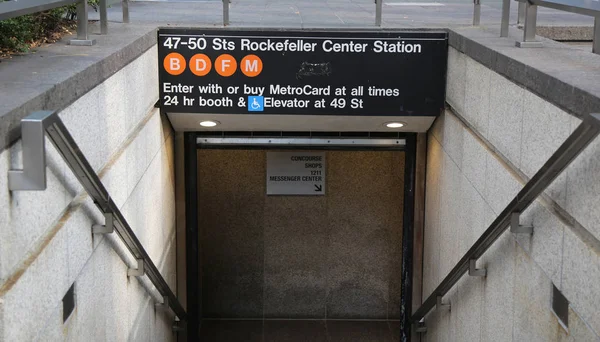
[0,0,98,53]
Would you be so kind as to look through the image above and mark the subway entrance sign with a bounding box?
[157,29,447,116]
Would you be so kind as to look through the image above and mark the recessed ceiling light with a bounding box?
[385,122,405,128]
[200,120,219,127]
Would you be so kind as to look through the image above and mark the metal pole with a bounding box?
[70,0,96,45]
[524,3,538,41]
[473,0,481,26]
[400,134,417,342]
[222,0,229,26]
[518,2,526,25]
[122,0,130,23]
[500,0,510,37]
[99,0,107,35]
[593,17,600,55]
[516,2,542,47]
[375,0,383,26]
[76,0,88,39]
[184,132,200,340]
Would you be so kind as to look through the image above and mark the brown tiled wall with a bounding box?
[197,150,404,319]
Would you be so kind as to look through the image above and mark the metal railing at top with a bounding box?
[99,0,129,35]
[221,0,432,27]
[220,0,481,27]
[502,0,600,54]
[8,111,187,328]
[411,113,600,330]
[218,0,480,29]
[0,0,129,45]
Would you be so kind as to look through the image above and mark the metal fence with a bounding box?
[220,0,597,54]
[0,0,129,45]
[507,0,600,53]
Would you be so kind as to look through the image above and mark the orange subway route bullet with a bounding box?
[189,54,212,76]
[215,54,237,77]
[164,52,186,76]
[241,55,263,77]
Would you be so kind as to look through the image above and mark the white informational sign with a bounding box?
[267,152,326,195]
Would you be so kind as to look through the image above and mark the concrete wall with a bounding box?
[0,46,178,341]
[421,45,600,341]
[197,150,404,320]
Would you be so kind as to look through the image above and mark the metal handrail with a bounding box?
[220,0,390,27]
[501,0,600,54]
[412,113,600,325]
[374,0,481,27]
[0,0,79,20]
[222,0,483,28]
[8,111,188,323]
[0,0,129,43]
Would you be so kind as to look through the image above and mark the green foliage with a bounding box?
[64,0,99,20]
[0,0,98,53]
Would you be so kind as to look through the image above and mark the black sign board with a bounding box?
[158,29,447,116]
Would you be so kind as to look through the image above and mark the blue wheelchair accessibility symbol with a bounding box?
[248,96,264,112]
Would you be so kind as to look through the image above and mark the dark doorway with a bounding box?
[184,134,417,341]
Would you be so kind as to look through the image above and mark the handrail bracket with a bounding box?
[92,213,115,234]
[156,295,169,310]
[468,259,487,277]
[172,317,186,332]
[414,319,427,333]
[510,212,533,234]
[128,258,145,277]
[8,111,57,191]
[436,295,451,311]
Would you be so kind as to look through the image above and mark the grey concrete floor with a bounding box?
[200,319,401,341]
[564,41,593,52]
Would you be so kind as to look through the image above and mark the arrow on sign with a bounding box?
[314,184,322,192]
